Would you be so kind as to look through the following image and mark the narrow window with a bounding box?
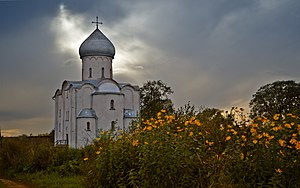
[59,123,61,132]
[111,121,115,131]
[87,122,90,131]
[59,109,61,118]
[101,67,104,78]
[66,111,69,121]
[89,68,92,78]
[110,68,112,78]
[110,100,115,110]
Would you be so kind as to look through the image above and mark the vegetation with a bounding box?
[1,80,300,187]
[140,80,174,120]
[250,80,300,118]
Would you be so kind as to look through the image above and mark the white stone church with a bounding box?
[53,22,140,148]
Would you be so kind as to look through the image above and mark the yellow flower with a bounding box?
[295,141,300,150]
[284,123,292,129]
[147,126,152,131]
[292,133,297,137]
[250,128,257,133]
[161,109,166,113]
[220,127,224,131]
[289,138,297,145]
[144,142,149,145]
[253,140,258,144]
[96,151,101,155]
[263,132,269,137]
[96,137,101,141]
[100,131,105,135]
[225,136,231,141]
[279,139,286,147]
[241,135,246,141]
[195,120,202,126]
[189,132,194,137]
[132,140,139,147]
[276,168,283,173]
[184,121,189,126]
[273,114,280,120]
[240,153,245,160]
[83,157,88,161]
[257,134,263,139]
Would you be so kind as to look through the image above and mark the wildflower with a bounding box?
[161,109,166,113]
[263,132,269,137]
[273,114,280,120]
[166,132,170,134]
[295,141,300,150]
[241,135,246,141]
[278,150,285,157]
[96,137,101,141]
[289,138,297,145]
[292,133,297,137]
[184,121,189,126]
[240,153,244,160]
[279,139,286,147]
[257,134,263,139]
[157,112,162,116]
[225,136,231,141]
[144,142,149,145]
[132,140,139,147]
[147,126,152,131]
[268,135,274,140]
[284,123,292,129]
[253,140,258,144]
[100,131,105,135]
[195,120,202,126]
[189,132,194,137]
[220,127,224,131]
[83,157,89,161]
[96,151,101,155]
[250,128,257,133]
[275,168,283,173]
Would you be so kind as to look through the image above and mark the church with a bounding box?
[52,19,140,148]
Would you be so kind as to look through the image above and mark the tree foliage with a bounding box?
[140,80,174,119]
[250,80,300,118]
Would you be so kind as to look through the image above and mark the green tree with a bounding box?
[140,80,174,120]
[249,80,300,118]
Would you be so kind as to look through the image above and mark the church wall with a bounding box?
[82,56,113,80]
[76,118,97,148]
[92,93,124,131]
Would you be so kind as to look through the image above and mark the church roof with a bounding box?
[79,28,115,59]
[77,108,97,118]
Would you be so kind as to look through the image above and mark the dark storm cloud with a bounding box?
[1,0,300,136]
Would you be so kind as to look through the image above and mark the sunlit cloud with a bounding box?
[51,4,88,56]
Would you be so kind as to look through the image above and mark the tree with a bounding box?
[249,80,300,118]
[140,80,174,120]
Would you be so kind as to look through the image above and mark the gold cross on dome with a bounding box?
[92,16,103,29]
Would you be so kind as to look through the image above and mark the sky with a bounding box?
[1,0,300,136]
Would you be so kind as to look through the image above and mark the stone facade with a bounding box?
[53,27,140,148]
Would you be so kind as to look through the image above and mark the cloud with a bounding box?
[1,0,300,136]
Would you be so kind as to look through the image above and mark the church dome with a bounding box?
[79,28,115,59]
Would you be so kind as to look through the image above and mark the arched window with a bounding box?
[89,68,92,78]
[101,67,104,78]
[110,100,115,110]
[111,121,115,131]
[87,122,90,131]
